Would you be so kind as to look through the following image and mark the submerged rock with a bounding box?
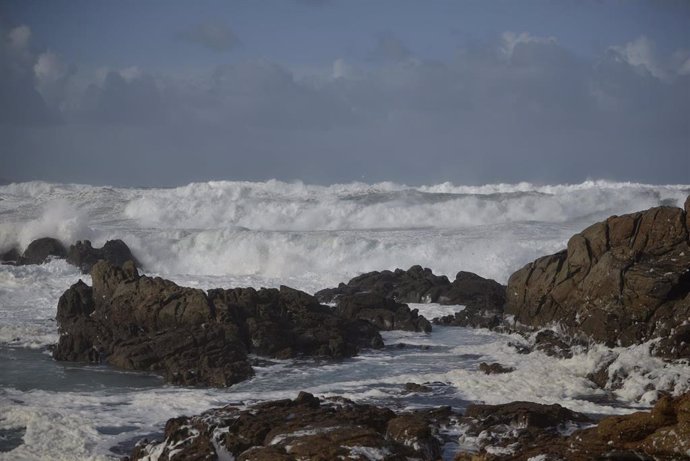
[130,392,453,461]
[478,362,514,374]
[506,198,690,359]
[54,260,383,386]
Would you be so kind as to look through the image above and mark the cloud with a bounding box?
[0,24,55,123]
[2,29,689,185]
[176,21,240,52]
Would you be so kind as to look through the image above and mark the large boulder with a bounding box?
[19,237,67,264]
[505,199,690,358]
[130,392,453,461]
[66,239,139,273]
[54,261,383,386]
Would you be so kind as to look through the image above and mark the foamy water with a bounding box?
[0,180,688,460]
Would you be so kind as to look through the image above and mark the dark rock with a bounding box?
[54,261,383,387]
[334,291,432,333]
[20,237,67,265]
[316,265,452,304]
[130,393,454,461]
[586,353,620,390]
[403,382,433,393]
[506,199,690,358]
[66,239,139,273]
[533,330,573,359]
[316,266,506,330]
[454,401,591,460]
[0,247,21,263]
[478,362,514,374]
[479,392,690,461]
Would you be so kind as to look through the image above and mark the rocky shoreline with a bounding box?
[3,196,689,459]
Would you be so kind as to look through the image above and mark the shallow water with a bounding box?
[1,179,689,460]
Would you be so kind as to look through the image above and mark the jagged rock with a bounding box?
[334,292,432,333]
[316,266,505,331]
[19,237,67,264]
[506,199,690,358]
[54,261,383,387]
[130,392,453,461]
[478,362,514,374]
[316,265,452,304]
[533,330,573,359]
[480,392,690,461]
[316,266,505,309]
[66,239,139,273]
[454,401,591,460]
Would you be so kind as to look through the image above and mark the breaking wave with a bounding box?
[0,179,687,290]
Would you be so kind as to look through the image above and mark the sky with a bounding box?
[1,0,689,187]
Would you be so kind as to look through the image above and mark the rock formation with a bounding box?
[1,237,140,273]
[316,265,506,330]
[129,392,453,461]
[455,391,690,460]
[66,239,139,273]
[506,198,690,359]
[54,260,384,386]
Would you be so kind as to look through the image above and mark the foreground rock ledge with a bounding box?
[128,391,690,461]
[54,260,383,386]
[129,392,454,461]
[506,197,690,359]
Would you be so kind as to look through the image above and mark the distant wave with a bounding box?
[0,179,687,288]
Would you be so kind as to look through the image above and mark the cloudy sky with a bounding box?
[1,0,689,186]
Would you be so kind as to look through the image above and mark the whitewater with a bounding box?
[1,179,689,460]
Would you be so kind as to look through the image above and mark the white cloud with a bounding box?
[609,36,667,80]
[500,31,557,59]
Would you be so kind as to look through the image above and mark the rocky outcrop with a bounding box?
[66,239,138,273]
[316,265,506,330]
[130,392,453,461]
[1,237,139,273]
[506,199,690,359]
[16,237,67,264]
[456,392,690,460]
[335,292,432,333]
[54,260,383,386]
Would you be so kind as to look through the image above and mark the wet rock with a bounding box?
[506,199,690,358]
[454,401,591,460]
[54,261,383,387]
[334,292,432,333]
[316,266,506,329]
[533,330,573,359]
[316,265,452,304]
[0,247,21,264]
[453,393,690,460]
[403,382,433,393]
[20,237,67,264]
[478,362,514,374]
[66,239,139,273]
[130,393,455,461]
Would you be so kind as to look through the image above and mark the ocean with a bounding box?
[1,179,689,460]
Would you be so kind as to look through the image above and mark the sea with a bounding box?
[0,179,689,460]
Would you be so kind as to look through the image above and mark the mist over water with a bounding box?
[1,179,689,460]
